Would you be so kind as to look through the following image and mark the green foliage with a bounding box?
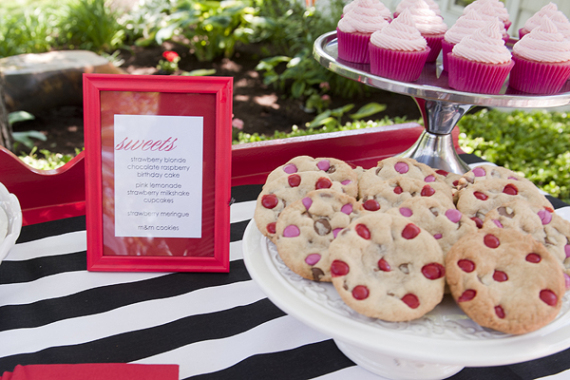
[458,108,570,203]
[8,111,47,151]
[18,147,78,170]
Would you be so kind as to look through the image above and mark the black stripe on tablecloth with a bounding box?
[0,259,251,332]
[187,339,355,380]
[231,184,263,203]
[16,216,86,244]
[458,153,487,165]
[0,252,86,285]
[0,298,285,373]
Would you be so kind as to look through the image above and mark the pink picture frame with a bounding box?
[83,74,233,272]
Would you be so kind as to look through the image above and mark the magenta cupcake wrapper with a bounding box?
[441,40,455,72]
[519,28,529,40]
[509,55,570,94]
[336,28,371,64]
[369,44,430,82]
[423,34,444,63]
[447,54,514,94]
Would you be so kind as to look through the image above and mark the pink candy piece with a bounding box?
[305,253,321,266]
[341,179,352,185]
[333,228,343,238]
[317,160,330,171]
[434,233,442,240]
[399,207,413,217]
[394,162,409,174]
[565,274,570,290]
[283,225,300,237]
[508,176,519,180]
[565,245,570,258]
[424,175,436,182]
[493,220,504,228]
[445,209,462,223]
[283,164,297,174]
[302,197,313,210]
[341,204,353,214]
[472,167,486,177]
[538,209,552,225]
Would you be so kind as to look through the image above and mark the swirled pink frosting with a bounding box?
[464,0,510,25]
[513,17,570,63]
[522,3,559,32]
[550,12,570,40]
[370,8,427,51]
[445,9,487,44]
[344,0,392,21]
[451,18,512,64]
[396,0,441,16]
[406,0,447,35]
[338,0,390,34]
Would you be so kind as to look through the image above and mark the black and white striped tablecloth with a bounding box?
[2,154,570,380]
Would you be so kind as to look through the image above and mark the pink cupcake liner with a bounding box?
[441,39,455,72]
[447,53,514,94]
[336,28,371,64]
[519,28,530,40]
[509,54,570,94]
[369,44,430,82]
[504,20,512,32]
[423,34,444,63]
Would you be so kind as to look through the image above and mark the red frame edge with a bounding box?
[83,74,232,273]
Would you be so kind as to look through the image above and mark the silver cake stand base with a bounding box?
[313,31,570,174]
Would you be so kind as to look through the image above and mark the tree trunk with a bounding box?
[0,74,13,151]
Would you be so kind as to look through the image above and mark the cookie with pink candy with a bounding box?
[274,189,364,282]
[455,164,535,191]
[446,228,565,334]
[329,212,446,321]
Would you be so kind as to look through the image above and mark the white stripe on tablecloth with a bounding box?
[230,200,256,224]
[310,365,390,380]
[5,231,87,261]
[132,315,330,378]
[0,280,266,358]
[537,368,570,380]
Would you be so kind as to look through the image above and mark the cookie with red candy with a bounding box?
[254,171,345,241]
[446,228,565,334]
[456,164,534,191]
[274,189,364,282]
[359,176,455,213]
[433,168,462,189]
[264,156,358,198]
[328,212,446,321]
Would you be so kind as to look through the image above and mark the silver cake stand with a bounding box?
[313,31,570,173]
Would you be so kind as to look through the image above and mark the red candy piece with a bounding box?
[474,191,488,200]
[363,199,381,211]
[421,185,436,197]
[495,305,505,319]
[261,194,279,209]
[493,270,508,282]
[458,289,476,302]
[352,285,370,300]
[331,260,350,277]
[540,289,558,306]
[484,234,500,248]
[394,186,403,194]
[402,223,421,239]
[315,177,333,189]
[288,174,301,187]
[436,169,449,176]
[378,258,391,272]
[266,222,276,234]
[402,293,420,309]
[422,263,445,279]
[471,217,483,229]
[526,253,542,263]
[503,184,518,195]
[458,259,476,272]
[355,224,371,240]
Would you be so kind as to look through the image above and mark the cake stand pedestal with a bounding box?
[313,31,570,173]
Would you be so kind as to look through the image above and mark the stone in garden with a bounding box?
[0,50,124,114]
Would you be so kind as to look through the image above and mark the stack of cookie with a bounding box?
[254,155,569,334]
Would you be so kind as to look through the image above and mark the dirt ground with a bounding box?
[11,43,420,156]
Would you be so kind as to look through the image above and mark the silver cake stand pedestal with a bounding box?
[313,31,570,173]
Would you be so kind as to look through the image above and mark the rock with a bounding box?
[0,50,125,114]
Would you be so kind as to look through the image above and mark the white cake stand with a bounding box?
[313,31,570,174]
[242,221,570,380]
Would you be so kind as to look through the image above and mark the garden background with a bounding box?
[1,0,570,203]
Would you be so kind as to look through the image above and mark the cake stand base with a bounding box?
[335,339,464,380]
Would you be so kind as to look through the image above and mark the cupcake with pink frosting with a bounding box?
[447,18,513,94]
[405,0,447,62]
[369,9,430,82]
[443,10,487,71]
[509,17,570,94]
[464,0,511,32]
[394,0,441,18]
[343,0,392,22]
[518,2,570,39]
[337,0,389,63]
[462,0,511,42]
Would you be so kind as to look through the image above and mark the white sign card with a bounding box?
[113,114,204,238]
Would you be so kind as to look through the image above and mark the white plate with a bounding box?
[0,182,22,264]
[243,220,570,379]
